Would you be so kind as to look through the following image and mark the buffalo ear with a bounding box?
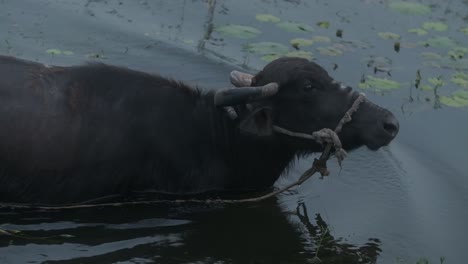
[239,107,273,136]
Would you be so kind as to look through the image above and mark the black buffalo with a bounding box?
[0,56,398,204]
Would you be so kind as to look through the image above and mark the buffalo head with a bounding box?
[215,57,399,152]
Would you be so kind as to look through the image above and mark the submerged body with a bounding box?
[0,56,398,204]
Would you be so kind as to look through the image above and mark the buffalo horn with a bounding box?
[230,70,254,87]
[214,82,279,107]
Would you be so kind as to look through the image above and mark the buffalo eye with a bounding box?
[303,81,314,92]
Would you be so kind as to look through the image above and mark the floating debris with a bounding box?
[336,29,343,38]
[394,42,401,52]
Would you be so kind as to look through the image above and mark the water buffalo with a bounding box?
[0,56,398,204]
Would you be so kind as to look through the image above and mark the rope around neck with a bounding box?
[0,94,366,210]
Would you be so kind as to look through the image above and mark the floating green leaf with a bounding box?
[428,77,444,87]
[420,84,433,91]
[362,56,392,67]
[255,14,281,23]
[358,76,401,91]
[46,49,74,55]
[290,38,314,47]
[245,42,289,55]
[440,91,468,107]
[408,28,428,36]
[261,53,283,62]
[419,36,457,49]
[316,46,342,56]
[460,27,468,35]
[445,58,468,71]
[422,22,448,32]
[286,51,314,60]
[86,53,105,59]
[316,21,330,29]
[277,21,314,33]
[378,32,401,40]
[215,24,261,39]
[451,72,468,88]
[311,36,331,43]
[448,47,468,59]
[421,52,442,60]
[389,2,431,15]
[46,49,62,55]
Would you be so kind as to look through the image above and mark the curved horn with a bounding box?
[230,70,254,87]
[214,82,279,106]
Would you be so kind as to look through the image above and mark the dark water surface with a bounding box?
[1,0,467,263]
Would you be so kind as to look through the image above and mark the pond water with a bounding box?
[1,0,467,263]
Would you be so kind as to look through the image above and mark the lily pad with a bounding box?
[290,38,314,47]
[408,28,428,36]
[448,47,468,59]
[358,76,401,91]
[438,58,468,71]
[316,21,330,29]
[451,72,468,88]
[245,42,289,55]
[311,36,331,43]
[362,56,392,67]
[389,2,431,15]
[316,46,342,56]
[440,91,468,107]
[421,52,442,60]
[215,24,261,39]
[277,21,314,33]
[261,53,283,62]
[420,84,433,91]
[46,49,74,55]
[453,90,468,99]
[460,27,468,35]
[422,22,448,32]
[419,36,457,49]
[256,14,281,23]
[286,51,314,60]
[428,77,444,87]
[378,32,401,40]
[46,49,62,55]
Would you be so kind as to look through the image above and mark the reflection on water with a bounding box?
[0,201,382,263]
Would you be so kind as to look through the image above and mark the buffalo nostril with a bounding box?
[382,116,399,137]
